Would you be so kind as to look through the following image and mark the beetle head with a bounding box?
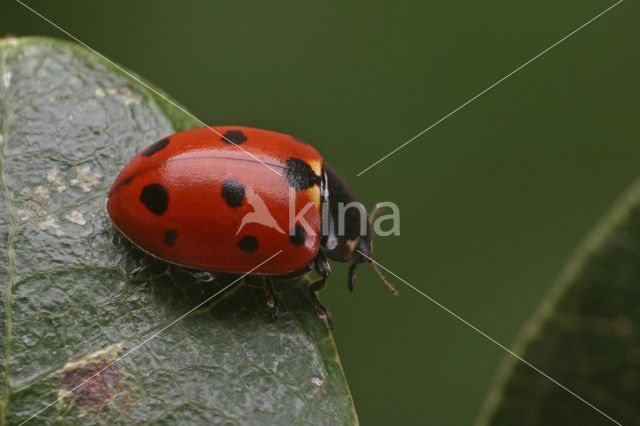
[321,163,396,294]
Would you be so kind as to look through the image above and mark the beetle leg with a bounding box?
[310,250,333,330]
[348,263,357,292]
[130,255,149,277]
[265,277,279,318]
[192,271,216,282]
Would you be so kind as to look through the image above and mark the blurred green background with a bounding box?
[2,0,637,424]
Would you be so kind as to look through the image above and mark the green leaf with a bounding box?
[476,178,640,425]
[0,37,357,425]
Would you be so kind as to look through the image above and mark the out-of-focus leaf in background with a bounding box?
[477,177,640,425]
[0,37,356,425]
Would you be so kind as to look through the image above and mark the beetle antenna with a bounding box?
[366,204,397,295]
[371,261,397,295]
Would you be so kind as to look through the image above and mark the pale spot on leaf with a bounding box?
[65,210,86,225]
[33,185,50,202]
[3,70,11,88]
[118,87,142,105]
[70,165,101,192]
[38,215,64,236]
[46,168,66,192]
[17,207,45,221]
[17,186,49,220]
[103,86,141,105]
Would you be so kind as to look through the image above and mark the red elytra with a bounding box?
[108,126,322,275]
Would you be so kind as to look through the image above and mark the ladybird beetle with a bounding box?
[107,126,396,328]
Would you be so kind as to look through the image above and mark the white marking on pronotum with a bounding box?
[311,377,325,388]
[46,168,66,192]
[64,210,86,226]
[38,215,63,237]
[70,165,101,192]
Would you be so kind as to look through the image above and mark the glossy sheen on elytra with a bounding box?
[107,126,324,275]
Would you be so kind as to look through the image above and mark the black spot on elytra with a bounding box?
[140,184,169,215]
[284,157,320,190]
[221,130,247,145]
[163,229,178,246]
[238,235,258,253]
[290,224,307,246]
[291,135,309,145]
[222,180,246,208]
[141,137,170,157]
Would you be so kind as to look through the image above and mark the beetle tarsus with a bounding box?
[310,291,333,330]
[130,256,149,277]
[311,251,333,330]
[192,271,216,282]
[265,278,279,318]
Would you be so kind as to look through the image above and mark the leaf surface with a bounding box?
[0,37,356,425]
[477,177,640,425]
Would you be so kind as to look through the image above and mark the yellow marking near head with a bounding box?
[307,159,322,176]
[304,186,322,208]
